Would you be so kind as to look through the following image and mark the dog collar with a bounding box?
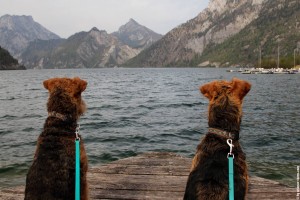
[48,111,69,121]
[208,128,236,140]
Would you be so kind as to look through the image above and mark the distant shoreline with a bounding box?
[0,65,26,70]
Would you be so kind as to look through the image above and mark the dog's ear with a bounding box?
[73,77,87,93]
[231,78,251,100]
[200,82,215,100]
[43,78,57,92]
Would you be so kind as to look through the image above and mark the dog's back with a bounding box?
[25,77,88,200]
[184,78,251,200]
[25,131,77,199]
[183,133,248,200]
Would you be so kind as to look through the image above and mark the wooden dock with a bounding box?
[0,152,296,200]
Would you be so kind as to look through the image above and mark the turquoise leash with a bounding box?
[75,125,80,200]
[228,156,234,200]
[227,139,234,200]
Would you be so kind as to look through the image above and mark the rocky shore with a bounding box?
[0,46,26,70]
[0,64,26,70]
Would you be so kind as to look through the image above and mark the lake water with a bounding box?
[0,68,299,188]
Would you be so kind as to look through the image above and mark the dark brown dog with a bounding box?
[25,77,88,200]
[184,78,251,200]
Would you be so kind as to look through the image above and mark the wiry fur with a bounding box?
[184,78,251,200]
[25,77,88,200]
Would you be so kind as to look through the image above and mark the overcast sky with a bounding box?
[0,0,209,38]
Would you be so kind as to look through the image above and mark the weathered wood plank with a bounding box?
[0,186,24,200]
[90,189,184,200]
[247,192,296,200]
[90,164,190,176]
[88,175,187,192]
[0,152,296,200]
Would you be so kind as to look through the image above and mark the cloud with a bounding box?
[0,0,209,38]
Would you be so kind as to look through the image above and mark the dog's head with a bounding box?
[43,77,87,117]
[200,78,251,131]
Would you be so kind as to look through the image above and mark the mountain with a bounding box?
[20,38,65,69]
[0,46,26,70]
[21,28,140,69]
[195,0,300,68]
[112,18,162,49]
[127,0,300,68]
[21,19,162,69]
[0,15,60,58]
[125,0,268,67]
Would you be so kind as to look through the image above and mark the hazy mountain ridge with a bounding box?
[22,28,140,69]
[0,15,60,58]
[125,0,266,67]
[19,19,162,68]
[112,18,162,49]
[4,0,298,68]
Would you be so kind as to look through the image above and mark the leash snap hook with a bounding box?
[75,124,80,141]
[227,139,234,158]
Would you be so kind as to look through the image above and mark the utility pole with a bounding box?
[294,49,296,68]
[295,48,299,68]
[277,44,280,68]
[259,46,262,68]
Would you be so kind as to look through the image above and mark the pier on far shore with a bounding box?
[0,152,296,200]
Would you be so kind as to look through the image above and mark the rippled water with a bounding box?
[0,68,299,188]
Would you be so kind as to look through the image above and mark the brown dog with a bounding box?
[25,77,88,200]
[184,78,251,200]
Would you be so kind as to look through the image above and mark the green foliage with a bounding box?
[279,56,294,68]
[261,55,300,68]
[0,46,18,65]
[261,58,277,68]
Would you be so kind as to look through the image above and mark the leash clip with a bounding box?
[227,139,234,158]
[75,124,80,141]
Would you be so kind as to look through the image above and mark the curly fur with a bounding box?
[25,77,88,200]
[184,78,251,200]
